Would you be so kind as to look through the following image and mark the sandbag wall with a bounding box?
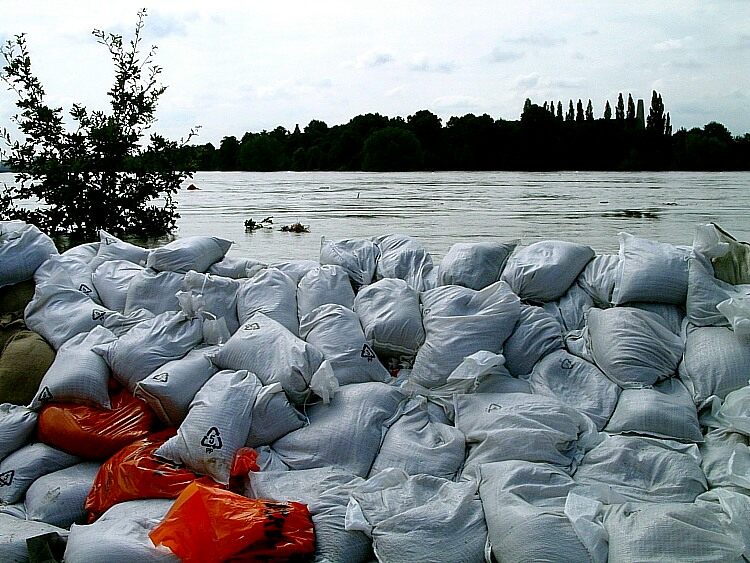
[1,219,750,562]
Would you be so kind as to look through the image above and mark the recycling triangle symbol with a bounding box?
[79,283,93,294]
[201,427,223,451]
[0,470,14,487]
[39,386,53,402]
[104,237,114,245]
[92,309,107,321]
[360,344,377,362]
[560,359,574,370]
[153,372,169,383]
[243,322,260,331]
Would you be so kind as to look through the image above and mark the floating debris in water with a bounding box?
[280,222,310,233]
[604,209,660,219]
[244,217,273,232]
[186,184,200,191]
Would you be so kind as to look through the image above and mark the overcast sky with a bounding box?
[1,1,749,146]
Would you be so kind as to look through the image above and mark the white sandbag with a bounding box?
[101,307,155,336]
[501,240,595,302]
[503,305,563,376]
[246,467,371,563]
[146,236,232,273]
[320,237,380,288]
[687,253,740,326]
[155,369,259,484]
[0,405,37,462]
[703,384,750,436]
[270,259,320,284]
[244,382,306,447]
[479,461,607,563]
[123,268,184,315]
[410,281,520,387]
[0,221,58,288]
[33,254,100,303]
[89,230,149,270]
[577,254,619,307]
[92,260,144,312]
[603,491,749,562]
[526,350,620,431]
[454,392,600,479]
[93,311,203,392]
[300,304,390,385]
[29,326,115,410]
[272,382,404,477]
[436,240,517,290]
[24,461,100,528]
[680,323,750,405]
[134,346,219,426]
[345,468,487,563]
[64,499,177,563]
[563,327,595,363]
[370,396,465,480]
[24,282,119,349]
[574,435,707,504]
[717,296,750,337]
[372,234,434,292]
[0,503,25,518]
[630,301,685,335]
[62,242,99,263]
[0,443,80,505]
[354,278,424,359]
[236,267,299,335]
[212,312,335,404]
[255,445,290,472]
[208,255,266,278]
[700,428,750,492]
[297,264,355,320]
[612,233,691,305]
[542,282,594,333]
[605,378,702,442]
[0,513,67,563]
[586,307,684,388]
[182,271,241,334]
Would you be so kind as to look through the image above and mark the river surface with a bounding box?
[3,171,749,262]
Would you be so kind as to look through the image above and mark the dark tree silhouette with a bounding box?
[585,99,594,121]
[576,99,584,122]
[556,101,563,121]
[616,93,625,120]
[604,101,612,120]
[566,100,575,122]
[362,127,423,171]
[627,94,636,120]
[647,90,666,134]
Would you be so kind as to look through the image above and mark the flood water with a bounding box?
[4,171,749,262]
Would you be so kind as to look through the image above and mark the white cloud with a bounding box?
[488,47,523,63]
[653,37,692,52]
[408,54,456,73]
[355,50,395,68]
[432,95,481,111]
[514,72,541,90]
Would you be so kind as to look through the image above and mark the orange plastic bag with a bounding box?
[149,481,315,563]
[37,387,155,459]
[85,431,259,522]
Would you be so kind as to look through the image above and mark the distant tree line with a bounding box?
[180,90,750,171]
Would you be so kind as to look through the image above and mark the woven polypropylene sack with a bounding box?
[345,468,487,563]
[354,278,425,359]
[604,378,702,442]
[577,254,619,307]
[543,282,595,334]
[208,256,266,278]
[527,350,620,431]
[586,307,683,388]
[410,281,520,387]
[33,254,100,304]
[574,435,707,504]
[62,242,99,263]
[236,267,299,335]
[246,467,371,563]
[0,443,80,505]
[0,329,55,405]
[24,461,101,528]
[612,233,691,305]
[501,240,595,302]
[135,346,219,426]
[212,312,327,404]
[94,311,203,392]
[0,221,58,288]
[92,260,144,312]
[372,234,434,292]
[146,236,232,274]
[89,230,149,270]
[300,303,390,385]
[0,513,68,563]
[320,238,380,288]
[182,271,241,334]
[244,382,306,447]
[437,240,517,290]
[0,404,37,462]
[699,428,750,491]
[503,304,563,376]
[29,326,116,410]
[269,259,319,284]
[297,264,355,321]
[155,370,259,484]
[272,382,405,477]
[680,323,750,406]
[124,268,185,316]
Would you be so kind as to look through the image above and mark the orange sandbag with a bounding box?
[149,481,315,563]
[37,387,155,460]
[85,431,260,523]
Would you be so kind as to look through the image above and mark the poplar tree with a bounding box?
[616,93,625,120]
[604,100,612,120]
